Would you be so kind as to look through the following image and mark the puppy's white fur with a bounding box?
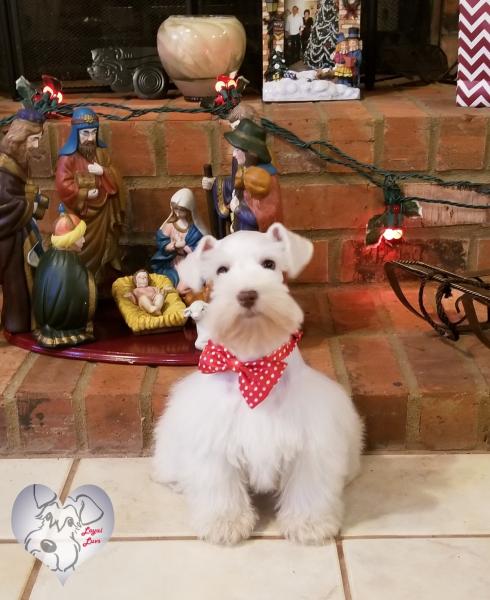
[152,224,363,545]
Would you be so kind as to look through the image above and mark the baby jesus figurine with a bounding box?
[124,269,172,316]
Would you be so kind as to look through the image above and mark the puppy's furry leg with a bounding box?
[186,456,257,546]
[277,447,345,545]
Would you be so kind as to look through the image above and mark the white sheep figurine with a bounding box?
[183,300,210,350]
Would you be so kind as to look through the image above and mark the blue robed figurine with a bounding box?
[150,188,208,291]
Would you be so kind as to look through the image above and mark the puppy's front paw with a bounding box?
[196,509,257,546]
[280,515,340,545]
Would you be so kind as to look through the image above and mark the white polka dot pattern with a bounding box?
[198,331,303,409]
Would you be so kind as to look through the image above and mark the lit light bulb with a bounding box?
[392,229,404,240]
[382,228,395,241]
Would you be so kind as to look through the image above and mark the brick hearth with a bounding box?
[0,285,489,455]
[0,84,489,455]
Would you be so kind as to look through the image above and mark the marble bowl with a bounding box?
[157,15,246,100]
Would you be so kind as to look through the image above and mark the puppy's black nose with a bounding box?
[41,539,57,553]
[237,290,258,308]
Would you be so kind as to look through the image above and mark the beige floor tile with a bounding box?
[73,458,280,537]
[0,543,35,599]
[0,458,72,539]
[30,539,344,600]
[343,537,490,600]
[343,454,490,536]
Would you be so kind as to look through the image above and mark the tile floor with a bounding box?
[1,454,490,599]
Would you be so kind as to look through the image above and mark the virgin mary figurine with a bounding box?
[150,188,208,291]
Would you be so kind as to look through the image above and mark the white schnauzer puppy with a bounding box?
[152,223,363,545]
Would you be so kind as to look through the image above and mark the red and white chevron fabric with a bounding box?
[457,0,490,107]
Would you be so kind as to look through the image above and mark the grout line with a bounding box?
[108,534,285,542]
[336,539,353,600]
[4,532,490,545]
[3,353,38,450]
[20,561,42,600]
[71,363,96,452]
[140,366,159,450]
[59,458,81,503]
[328,337,352,395]
[372,289,423,447]
[2,448,490,460]
[340,533,490,540]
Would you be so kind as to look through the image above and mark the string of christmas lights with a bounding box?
[2,88,489,247]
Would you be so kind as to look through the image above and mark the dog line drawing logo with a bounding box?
[12,484,114,584]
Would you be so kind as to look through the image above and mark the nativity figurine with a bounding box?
[124,269,173,317]
[202,118,282,238]
[32,205,96,348]
[150,188,208,292]
[0,106,49,333]
[55,107,124,283]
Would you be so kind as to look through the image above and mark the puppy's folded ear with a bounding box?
[267,223,313,278]
[72,494,104,526]
[177,235,217,292]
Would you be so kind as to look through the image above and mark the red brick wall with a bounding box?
[4,86,489,286]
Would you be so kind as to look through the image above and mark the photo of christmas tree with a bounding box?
[263,0,362,102]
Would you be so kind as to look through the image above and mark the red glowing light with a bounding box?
[42,85,63,103]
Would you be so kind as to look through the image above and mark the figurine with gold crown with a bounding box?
[32,204,97,348]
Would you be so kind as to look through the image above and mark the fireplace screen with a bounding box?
[0,0,262,94]
[362,0,445,86]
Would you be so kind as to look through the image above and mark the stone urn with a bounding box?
[157,15,246,100]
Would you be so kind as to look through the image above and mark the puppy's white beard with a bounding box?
[206,287,303,360]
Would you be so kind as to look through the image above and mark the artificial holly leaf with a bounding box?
[15,76,36,108]
[403,200,422,218]
[365,213,386,246]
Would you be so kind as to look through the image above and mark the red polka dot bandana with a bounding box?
[198,331,303,409]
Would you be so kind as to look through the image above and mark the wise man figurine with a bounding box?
[202,118,282,238]
[32,205,96,348]
[0,105,49,333]
[55,107,124,282]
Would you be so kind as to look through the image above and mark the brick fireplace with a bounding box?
[0,83,489,456]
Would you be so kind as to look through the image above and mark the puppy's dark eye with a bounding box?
[67,518,74,527]
[216,266,229,275]
[261,259,276,270]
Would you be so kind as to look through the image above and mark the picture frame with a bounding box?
[262,0,362,102]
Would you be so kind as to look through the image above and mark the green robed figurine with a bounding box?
[32,205,97,348]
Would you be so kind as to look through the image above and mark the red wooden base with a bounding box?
[4,300,200,366]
